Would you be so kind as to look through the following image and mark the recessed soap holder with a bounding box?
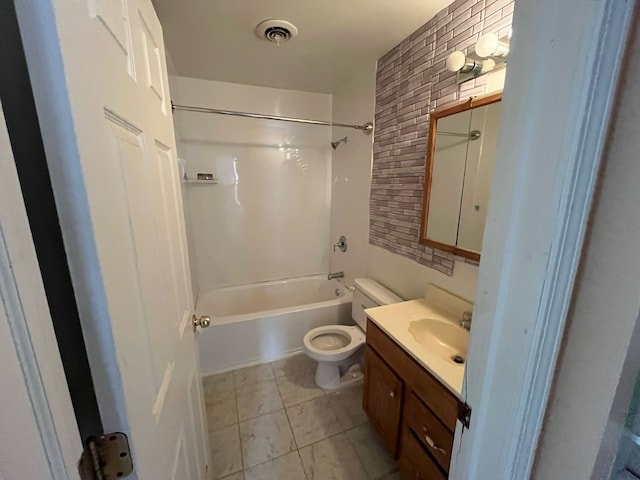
[183,172,218,185]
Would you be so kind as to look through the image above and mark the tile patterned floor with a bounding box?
[203,353,400,480]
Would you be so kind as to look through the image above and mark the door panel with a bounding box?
[150,143,184,325]
[152,143,192,331]
[138,11,167,110]
[89,0,132,57]
[111,120,173,386]
[15,0,209,477]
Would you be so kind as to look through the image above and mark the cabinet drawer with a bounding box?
[405,393,453,472]
[366,319,458,431]
[399,427,447,480]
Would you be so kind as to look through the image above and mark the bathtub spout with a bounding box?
[328,271,344,280]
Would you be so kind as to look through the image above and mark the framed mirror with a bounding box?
[419,93,502,261]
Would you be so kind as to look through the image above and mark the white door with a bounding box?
[14,0,209,478]
[0,104,81,479]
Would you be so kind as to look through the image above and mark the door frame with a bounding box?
[451,0,635,478]
[0,91,81,480]
[0,0,103,442]
[11,0,636,478]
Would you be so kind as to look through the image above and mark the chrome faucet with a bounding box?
[459,311,473,331]
[328,271,344,280]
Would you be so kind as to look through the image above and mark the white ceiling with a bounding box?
[153,0,454,94]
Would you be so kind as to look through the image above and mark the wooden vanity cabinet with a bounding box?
[363,319,458,479]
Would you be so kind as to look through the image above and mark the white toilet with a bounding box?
[303,278,402,389]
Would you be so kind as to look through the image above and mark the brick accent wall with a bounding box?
[370,0,514,275]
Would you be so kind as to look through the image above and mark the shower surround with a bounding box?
[171,76,333,294]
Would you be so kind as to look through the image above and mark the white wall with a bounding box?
[170,76,332,294]
[367,245,478,302]
[329,65,377,284]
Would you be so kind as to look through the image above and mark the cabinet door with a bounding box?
[363,345,404,456]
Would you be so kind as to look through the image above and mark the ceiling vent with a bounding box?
[256,19,299,46]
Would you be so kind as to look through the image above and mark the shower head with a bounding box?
[331,137,348,150]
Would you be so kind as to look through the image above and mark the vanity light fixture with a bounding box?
[446,31,510,84]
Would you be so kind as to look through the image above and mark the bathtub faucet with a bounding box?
[328,271,344,280]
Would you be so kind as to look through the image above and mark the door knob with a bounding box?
[389,390,395,398]
[192,314,211,330]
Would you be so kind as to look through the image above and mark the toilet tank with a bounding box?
[352,278,403,331]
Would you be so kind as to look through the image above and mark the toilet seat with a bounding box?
[303,325,365,363]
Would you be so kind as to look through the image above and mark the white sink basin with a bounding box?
[408,317,469,363]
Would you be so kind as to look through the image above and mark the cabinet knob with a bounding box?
[389,390,395,398]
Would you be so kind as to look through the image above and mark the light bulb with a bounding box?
[481,58,496,73]
[476,33,499,57]
[476,32,510,58]
[446,51,467,72]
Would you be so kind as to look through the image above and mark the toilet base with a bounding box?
[314,361,341,389]
[314,359,363,390]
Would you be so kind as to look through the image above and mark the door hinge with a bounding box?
[78,432,133,480]
[457,400,472,429]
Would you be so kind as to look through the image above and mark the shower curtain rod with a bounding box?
[437,131,471,137]
[171,102,374,135]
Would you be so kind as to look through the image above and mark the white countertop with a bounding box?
[365,298,466,399]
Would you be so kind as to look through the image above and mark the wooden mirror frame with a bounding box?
[419,92,502,261]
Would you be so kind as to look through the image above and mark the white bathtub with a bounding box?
[196,275,353,375]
